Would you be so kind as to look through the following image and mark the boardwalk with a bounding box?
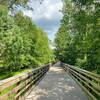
[25,63,88,100]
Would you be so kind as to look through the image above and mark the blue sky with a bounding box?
[23,0,63,41]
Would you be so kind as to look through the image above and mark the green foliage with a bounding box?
[0,0,28,8]
[0,0,44,10]
[0,4,53,74]
[55,0,100,74]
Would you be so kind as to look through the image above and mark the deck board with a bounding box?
[25,63,88,100]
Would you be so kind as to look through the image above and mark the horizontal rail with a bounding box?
[0,63,50,100]
[62,63,100,100]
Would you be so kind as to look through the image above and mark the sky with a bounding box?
[23,0,63,41]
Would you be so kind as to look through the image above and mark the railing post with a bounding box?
[60,61,63,67]
[0,63,51,100]
[62,63,100,100]
[49,63,51,67]
[67,66,69,73]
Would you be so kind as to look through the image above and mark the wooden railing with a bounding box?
[62,63,100,100]
[0,64,50,100]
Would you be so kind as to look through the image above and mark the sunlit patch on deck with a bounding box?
[25,63,88,100]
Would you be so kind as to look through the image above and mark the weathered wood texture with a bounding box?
[62,63,100,100]
[25,62,88,100]
[0,64,50,100]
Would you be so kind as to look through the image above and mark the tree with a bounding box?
[55,0,100,74]
[0,4,53,72]
[0,5,22,70]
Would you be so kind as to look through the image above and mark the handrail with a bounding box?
[62,63,100,100]
[0,63,50,100]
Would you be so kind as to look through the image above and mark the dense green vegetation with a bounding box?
[55,0,100,74]
[0,3,53,79]
[0,0,99,80]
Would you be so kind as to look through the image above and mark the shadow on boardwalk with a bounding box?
[25,63,88,100]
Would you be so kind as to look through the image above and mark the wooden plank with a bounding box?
[69,68,100,92]
[64,64,100,83]
[14,72,44,99]
[69,72,97,100]
[70,69,100,97]
[15,69,47,99]
[0,63,50,100]
[62,63,100,100]
[0,64,49,91]
[2,71,43,99]
[0,71,35,91]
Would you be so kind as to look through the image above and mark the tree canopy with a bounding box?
[0,4,53,73]
[55,0,100,74]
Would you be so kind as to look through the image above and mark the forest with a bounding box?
[0,1,100,100]
[55,0,100,74]
[0,0,100,80]
[0,0,53,79]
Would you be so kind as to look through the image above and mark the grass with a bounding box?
[0,68,33,98]
[92,70,97,74]
[0,84,16,96]
[0,68,32,80]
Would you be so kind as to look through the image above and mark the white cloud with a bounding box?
[23,10,32,17]
[23,0,63,41]
[41,1,63,20]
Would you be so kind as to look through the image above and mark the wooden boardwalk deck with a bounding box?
[25,63,88,100]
